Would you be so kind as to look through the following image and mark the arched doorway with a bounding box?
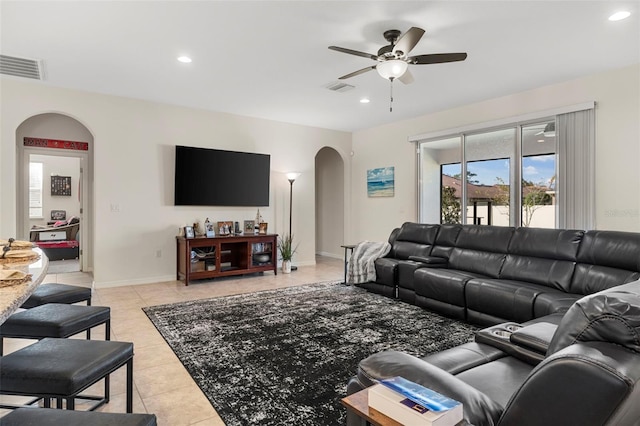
[315,147,345,258]
[16,113,94,273]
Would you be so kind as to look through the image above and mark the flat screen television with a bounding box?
[174,145,270,206]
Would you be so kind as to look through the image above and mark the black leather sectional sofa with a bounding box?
[347,223,640,426]
[361,223,640,326]
[348,279,640,426]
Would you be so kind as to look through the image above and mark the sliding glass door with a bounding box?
[464,129,515,226]
[419,120,556,227]
[521,120,557,228]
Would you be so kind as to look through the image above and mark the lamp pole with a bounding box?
[286,173,300,271]
[288,177,295,237]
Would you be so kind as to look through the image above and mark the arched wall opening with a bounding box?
[16,113,94,272]
[315,146,345,258]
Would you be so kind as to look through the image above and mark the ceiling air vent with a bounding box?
[0,55,44,80]
[325,81,355,93]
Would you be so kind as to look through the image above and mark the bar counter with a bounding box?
[0,248,49,325]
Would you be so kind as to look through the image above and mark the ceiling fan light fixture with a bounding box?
[376,59,408,80]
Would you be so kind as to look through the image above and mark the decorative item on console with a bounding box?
[258,223,268,235]
[184,226,195,239]
[254,209,264,234]
[217,221,233,236]
[244,220,255,234]
[204,218,215,237]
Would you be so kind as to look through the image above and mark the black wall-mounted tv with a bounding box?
[174,145,270,206]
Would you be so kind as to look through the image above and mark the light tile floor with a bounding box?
[0,256,344,425]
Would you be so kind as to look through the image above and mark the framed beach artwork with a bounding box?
[367,166,395,197]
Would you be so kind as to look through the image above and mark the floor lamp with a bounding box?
[287,172,300,271]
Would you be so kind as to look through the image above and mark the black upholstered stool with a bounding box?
[1,408,157,426]
[0,303,110,355]
[0,338,134,412]
[21,283,92,308]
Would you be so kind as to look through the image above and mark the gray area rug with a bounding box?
[143,281,478,425]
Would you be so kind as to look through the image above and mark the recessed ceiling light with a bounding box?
[609,11,631,21]
[360,98,370,104]
[537,139,545,143]
[177,56,192,63]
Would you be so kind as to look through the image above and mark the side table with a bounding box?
[341,244,356,284]
[341,387,402,426]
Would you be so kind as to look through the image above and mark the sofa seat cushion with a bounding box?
[465,279,549,323]
[415,268,487,307]
[455,356,533,408]
[420,342,506,375]
[533,291,582,317]
[373,257,398,287]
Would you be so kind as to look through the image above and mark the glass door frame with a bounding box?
[418,117,556,226]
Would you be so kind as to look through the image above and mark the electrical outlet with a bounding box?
[110,204,120,213]
[156,250,162,258]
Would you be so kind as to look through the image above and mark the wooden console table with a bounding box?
[176,234,277,285]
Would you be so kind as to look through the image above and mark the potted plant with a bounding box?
[278,233,298,273]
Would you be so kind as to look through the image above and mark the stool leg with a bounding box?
[104,374,110,403]
[106,319,111,341]
[86,328,91,340]
[126,358,133,413]
[66,397,74,410]
[43,398,51,408]
[57,398,63,409]
[0,336,3,356]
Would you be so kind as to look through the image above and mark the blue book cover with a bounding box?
[379,377,461,412]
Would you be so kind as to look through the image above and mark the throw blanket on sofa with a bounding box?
[347,241,391,284]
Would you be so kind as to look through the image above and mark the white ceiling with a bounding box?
[1,1,638,132]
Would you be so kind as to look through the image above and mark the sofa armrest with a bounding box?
[408,255,448,266]
[358,350,503,426]
[510,322,557,354]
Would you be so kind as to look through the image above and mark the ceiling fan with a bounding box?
[328,27,467,111]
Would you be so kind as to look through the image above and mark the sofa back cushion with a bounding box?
[548,279,640,355]
[448,225,514,277]
[500,228,584,291]
[430,224,462,259]
[391,222,440,260]
[570,230,640,295]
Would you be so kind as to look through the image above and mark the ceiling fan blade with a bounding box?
[328,46,378,60]
[398,69,414,85]
[409,52,468,65]
[392,27,425,57]
[338,65,376,80]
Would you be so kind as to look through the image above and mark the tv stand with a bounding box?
[176,234,278,285]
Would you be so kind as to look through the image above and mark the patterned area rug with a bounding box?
[143,281,478,425]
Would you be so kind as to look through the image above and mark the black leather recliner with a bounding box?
[347,280,640,426]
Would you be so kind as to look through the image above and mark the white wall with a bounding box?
[1,79,351,286]
[350,64,640,243]
[2,63,638,285]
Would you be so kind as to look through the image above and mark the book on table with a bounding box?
[368,376,463,426]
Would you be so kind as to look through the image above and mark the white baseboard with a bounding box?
[317,251,342,259]
[95,274,176,288]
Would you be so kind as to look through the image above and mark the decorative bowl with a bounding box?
[253,254,270,263]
